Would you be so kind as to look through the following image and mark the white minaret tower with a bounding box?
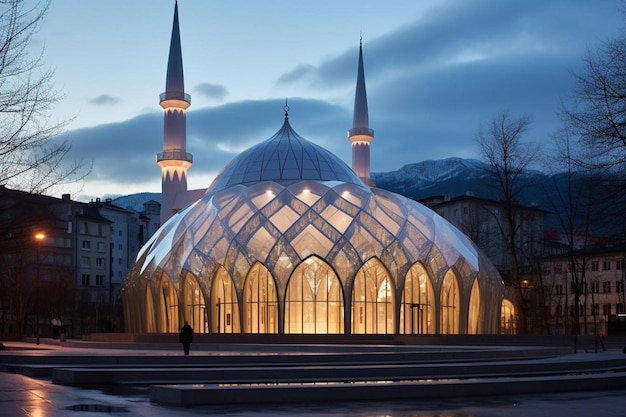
[158,1,192,224]
[348,38,374,186]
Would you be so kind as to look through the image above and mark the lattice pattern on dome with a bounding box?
[133,180,498,288]
[207,119,364,192]
[124,178,506,335]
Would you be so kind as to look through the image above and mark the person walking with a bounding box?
[179,321,193,355]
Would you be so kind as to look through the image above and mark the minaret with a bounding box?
[348,38,374,186]
[158,1,192,224]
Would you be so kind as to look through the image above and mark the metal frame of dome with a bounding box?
[207,117,363,193]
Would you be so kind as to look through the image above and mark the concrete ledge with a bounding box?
[150,371,626,406]
[51,355,626,386]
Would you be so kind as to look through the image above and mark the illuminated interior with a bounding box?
[122,118,508,334]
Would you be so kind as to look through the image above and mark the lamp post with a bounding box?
[34,232,45,345]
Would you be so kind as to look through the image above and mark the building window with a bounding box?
[603,304,612,316]
[555,284,563,295]
[81,222,88,234]
[118,243,123,251]
[603,281,612,293]
[98,224,103,236]
[118,230,123,237]
[95,275,104,286]
[556,305,562,317]
[617,260,624,270]
[554,264,563,274]
[96,257,104,268]
[591,261,599,272]
[591,304,599,316]
[97,241,105,252]
[81,256,90,266]
[603,261,611,271]
[81,274,90,286]
[591,281,599,294]
[81,240,90,250]
[617,281,624,294]
[618,303,625,314]
[118,257,122,265]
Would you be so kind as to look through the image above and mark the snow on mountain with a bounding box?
[372,157,490,199]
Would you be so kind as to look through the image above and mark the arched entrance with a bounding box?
[183,273,208,333]
[285,256,344,334]
[440,270,459,334]
[400,262,434,334]
[243,262,278,333]
[351,258,394,334]
[210,266,240,333]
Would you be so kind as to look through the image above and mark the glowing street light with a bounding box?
[34,232,45,345]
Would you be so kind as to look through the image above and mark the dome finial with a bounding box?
[284,97,289,120]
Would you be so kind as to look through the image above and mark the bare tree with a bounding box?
[0,0,84,193]
[477,110,540,334]
[562,34,626,204]
[543,127,601,336]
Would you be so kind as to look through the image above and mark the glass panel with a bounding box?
[440,270,459,334]
[183,273,208,333]
[270,204,301,233]
[244,263,278,334]
[351,258,394,334]
[285,256,344,334]
[501,299,516,334]
[400,263,434,334]
[210,267,241,333]
[468,278,480,334]
[290,224,333,259]
[159,275,179,333]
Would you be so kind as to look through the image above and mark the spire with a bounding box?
[348,38,374,186]
[158,1,192,224]
[165,1,185,96]
[350,37,373,136]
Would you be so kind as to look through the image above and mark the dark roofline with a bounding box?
[418,193,548,213]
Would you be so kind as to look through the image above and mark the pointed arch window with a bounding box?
[210,266,241,333]
[400,263,434,334]
[183,273,208,333]
[468,278,481,334]
[440,270,459,334]
[159,275,179,333]
[501,299,516,335]
[352,258,394,334]
[285,256,344,334]
[244,263,278,334]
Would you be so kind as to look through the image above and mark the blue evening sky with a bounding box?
[34,0,625,200]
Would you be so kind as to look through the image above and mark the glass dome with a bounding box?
[122,119,506,336]
[207,118,363,193]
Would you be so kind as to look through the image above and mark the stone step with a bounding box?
[149,371,626,406]
[51,355,626,386]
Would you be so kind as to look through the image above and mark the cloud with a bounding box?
[193,83,228,102]
[89,94,121,105]
[61,0,625,200]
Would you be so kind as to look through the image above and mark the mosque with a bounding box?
[121,2,516,335]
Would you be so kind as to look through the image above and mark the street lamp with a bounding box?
[34,232,45,345]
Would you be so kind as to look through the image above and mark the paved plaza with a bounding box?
[2,340,626,416]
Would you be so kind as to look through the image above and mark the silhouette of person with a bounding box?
[179,321,193,355]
